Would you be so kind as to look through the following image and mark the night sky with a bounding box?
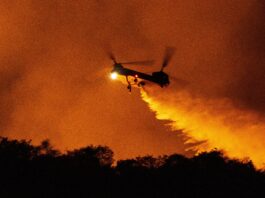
[0,0,264,164]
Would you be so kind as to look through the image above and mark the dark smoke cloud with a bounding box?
[224,1,265,113]
[0,59,24,131]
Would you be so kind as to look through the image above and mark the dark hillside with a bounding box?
[0,137,264,198]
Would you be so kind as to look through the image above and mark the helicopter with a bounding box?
[109,47,175,92]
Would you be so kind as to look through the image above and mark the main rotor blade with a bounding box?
[121,60,154,66]
[107,51,117,63]
[161,47,175,69]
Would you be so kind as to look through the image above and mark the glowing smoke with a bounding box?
[141,81,265,168]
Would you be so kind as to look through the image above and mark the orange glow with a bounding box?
[0,0,265,165]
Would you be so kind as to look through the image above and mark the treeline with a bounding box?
[0,137,264,198]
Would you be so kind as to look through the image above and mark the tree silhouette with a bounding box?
[37,139,60,157]
[0,136,264,198]
[66,145,114,167]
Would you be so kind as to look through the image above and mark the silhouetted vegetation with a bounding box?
[0,137,264,197]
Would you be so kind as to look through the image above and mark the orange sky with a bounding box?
[0,0,264,160]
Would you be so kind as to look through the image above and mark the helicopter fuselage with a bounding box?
[111,63,169,87]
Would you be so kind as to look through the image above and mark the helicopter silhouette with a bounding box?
[109,47,175,92]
